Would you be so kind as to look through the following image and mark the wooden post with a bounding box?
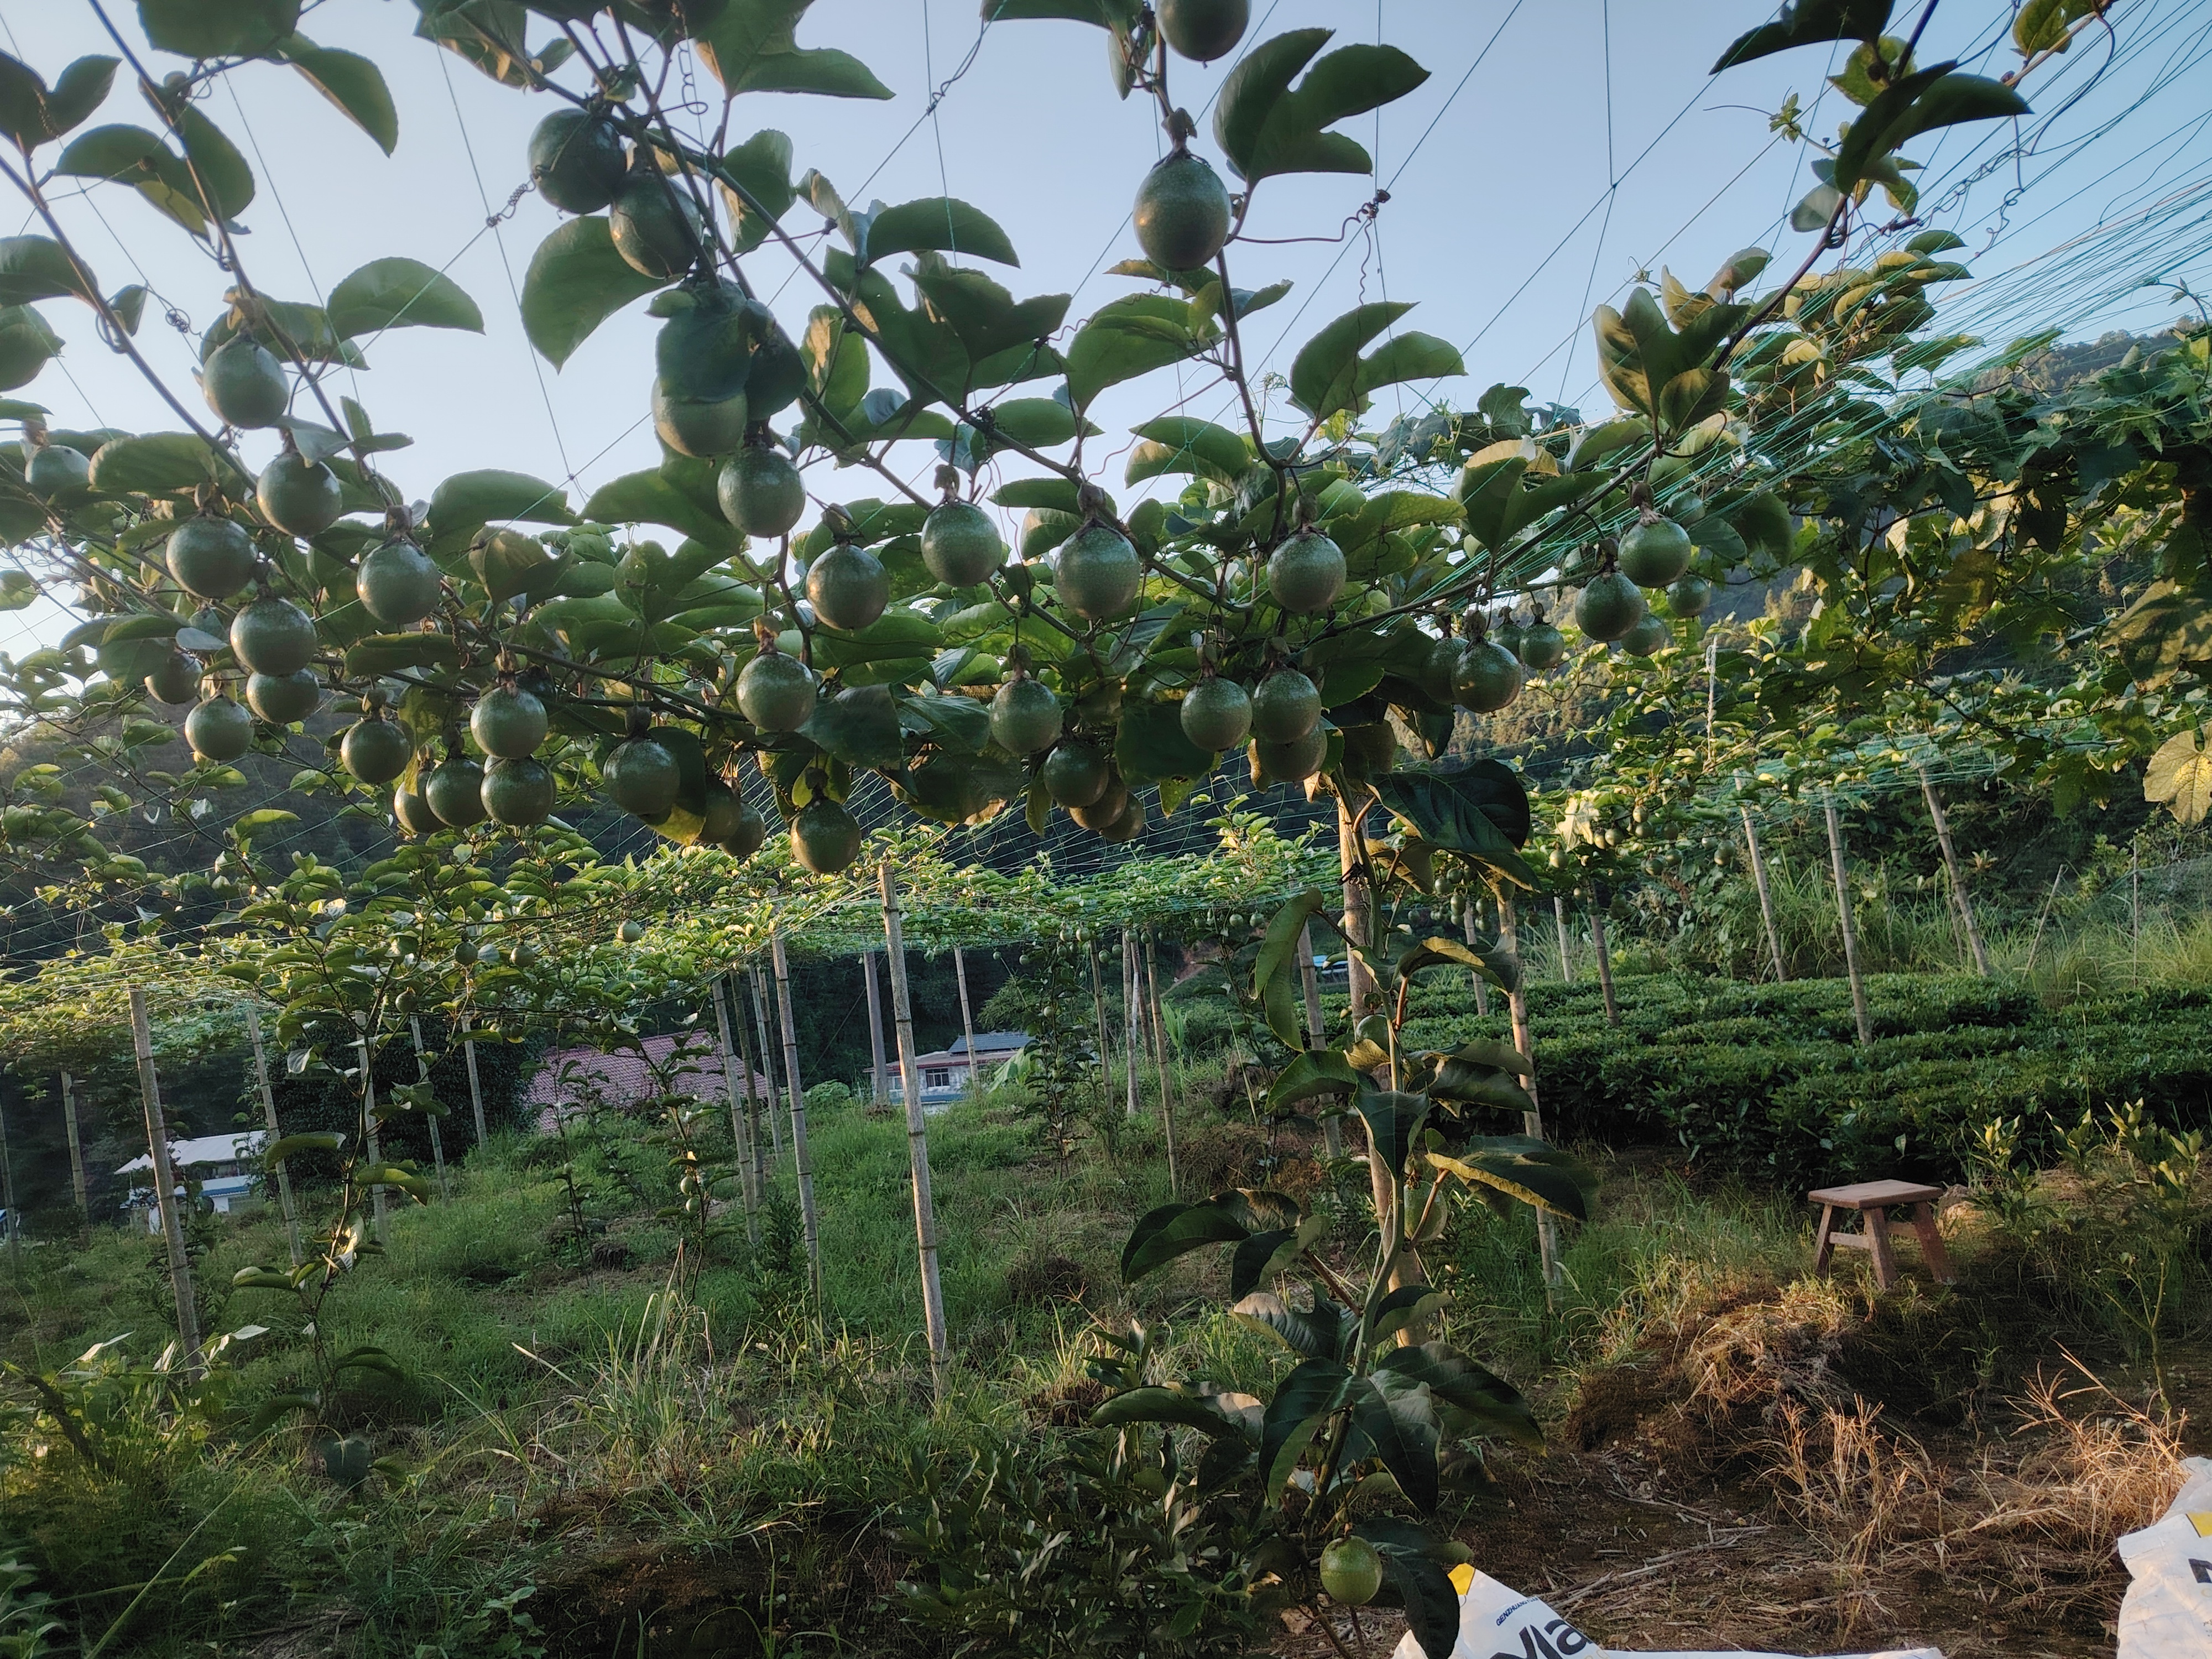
[748,966,785,1163]
[0,1095,19,1270]
[769,928,822,1305]
[1088,938,1113,1112]
[1822,789,1874,1047]
[709,978,758,1241]
[725,973,769,1215]
[408,1017,451,1202]
[1499,896,1563,1288]
[862,951,889,1106]
[2027,865,2067,970]
[1338,794,1406,1267]
[1588,891,1620,1028]
[358,1036,388,1241]
[1459,899,1491,1018]
[1122,931,1141,1121]
[1297,921,1343,1161]
[1144,931,1180,1196]
[245,1005,301,1267]
[953,945,978,1098]
[1741,806,1788,983]
[1552,893,1574,983]
[461,1038,488,1147]
[1918,768,1990,977]
[2132,839,2143,982]
[128,987,201,1369]
[59,1070,87,1219]
[880,865,951,1397]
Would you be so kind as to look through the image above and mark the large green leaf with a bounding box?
[278,34,396,153]
[1432,1137,1592,1220]
[697,1,893,98]
[429,469,573,541]
[85,432,235,494]
[1228,1214,1326,1300]
[583,469,734,547]
[719,129,795,252]
[1258,1356,1352,1503]
[520,216,666,368]
[1347,1373,1439,1512]
[0,236,92,306]
[1124,416,1248,486]
[1065,294,1207,411]
[1213,30,1428,183]
[1266,1047,1363,1109]
[2146,729,2212,826]
[1231,1288,1347,1360]
[1251,889,1329,1047]
[803,684,903,769]
[862,197,1018,268]
[1120,1196,1252,1282]
[175,104,253,221]
[1114,695,1213,787]
[0,54,118,151]
[1713,0,1895,71]
[1371,763,1533,888]
[2109,578,2212,690]
[1091,1384,1259,1438]
[1373,1342,1542,1448]
[328,258,482,338]
[1353,1089,1430,1183]
[1290,302,1409,420]
[1355,1517,1469,1659]
[138,0,302,59]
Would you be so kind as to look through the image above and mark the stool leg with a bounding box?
[1813,1204,1837,1275]
[1910,1202,1956,1284]
[1865,1207,1898,1291]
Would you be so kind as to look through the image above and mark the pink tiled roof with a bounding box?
[525,1030,773,1114]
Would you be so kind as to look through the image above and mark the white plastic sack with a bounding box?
[1388,1567,1943,1659]
[2117,1454,2212,1656]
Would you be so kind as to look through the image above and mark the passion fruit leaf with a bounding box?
[1065,294,1209,411]
[974,396,1090,451]
[427,469,573,555]
[138,0,302,60]
[0,54,118,152]
[1288,300,1410,420]
[86,431,239,494]
[1213,30,1429,184]
[1125,415,1249,486]
[0,235,94,306]
[860,196,1019,268]
[343,633,458,676]
[1370,763,1534,888]
[327,257,482,337]
[1113,695,1212,787]
[1253,889,1329,1047]
[802,684,903,769]
[276,34,397,154]
[1713,0,1895,71]
[175,104,254,221]
[719,128,795,251]
[519,216,666,368]
[695,3,893,100]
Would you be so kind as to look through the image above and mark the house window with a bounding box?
[925,1068,952,1090]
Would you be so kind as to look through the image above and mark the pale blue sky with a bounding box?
[5,0,2207,633]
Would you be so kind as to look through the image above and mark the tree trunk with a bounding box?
[1144,931,1180,1196]
[245,1005,301,1266]
[1338,794,1422,1297]
[1741,806,1788,983]
[1918,768,1990,977]
[862,950,889,1106]
[1552,893,1574,983]
[748,966,785,1162]
[880,865,951,1397]
[408,1017,451,1202]
[1297,921,1343,1160]
[358,1036,388,1241]
[1460,899,1491,1018]
[770,928,822,1305]
[129,987,201,1370]
[462,1037,488,1147]
[1589,895,1620,1029]
[1499,896,1563,1289]
[710,977,758,1243]
[1823,789,1874,1047]
[953,945,978,1099]
[59,1070,88,1222]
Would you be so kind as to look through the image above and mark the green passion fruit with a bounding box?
[1418,635,1464,705]
[920,499,1005,588]
[990,677,1063,754]
[699,781,745,847]
[1250,728,1327,785]
[1452,638,1525,713]
[425,755,488,827]
[806,543,889,632]
[1179,676,1252,751]
[1318,1537,1383,1607]
[356,539,442,627]
[1042,740,1110,808]
[341,716,413,785]
[1339,722,1397,775]
[1070,775,1131,831]
[790,797,862,873]
[1097,795,1146,843]
[1250,668,1322,743]
[143,650,200,705]
[202,336,288,428]
[606,734,681,818]
[1619,612,1673,657]
[655,281,753,402]
[0,306,59,391]
[255,450,344,539]
[25,442,87,498]
[1055,523,1141,620]
[744,322,806,419]
[229,597,317,677]
[185,695,253,763]
[1517,614,1566,670]
[246,668,321,725]
[722,800,767,857]
[393,785,442,836]
[529,109,628,213]
[471,684,549,758]
[1267,529,1347,614]
[1619,517,1693,587]
[1157,0,1249,59]
[1667,572,1714,617]
[1575,571,1647,642]
[1133,149,1231,272]
[737,647,817,732]
[651,377,748,460]
[609,164,704,280]
[167,517,256,601]
[482,756,555,826]
[717,446,806,538]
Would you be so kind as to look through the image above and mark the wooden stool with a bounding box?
[1809,1180,1957,1290]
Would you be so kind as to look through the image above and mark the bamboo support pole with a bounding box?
[129,987,201,1369]
[1822,789,1874,1047]
[1589,894,1620,1028]
[769,928,822,1305]
[1122,931,1141,1121]
[1297,921,1343,1160]
[880,865,950,1397]
[0,1096,19,1270]
[358,1036,388,1241]
[1144,931,1179,1196]
[1499,898,1563,1289]
[710,977,758,1240]
[862,951,889,1106]
[727,972,768,1214]
[462,1038,488,1147]
[408,1017,451,1202]
[1918,768,1990,977]
[953,945,978,1097]
[1741,806,1788,983]
[749,966,785,1163]
[1088,938,1113,1113]
[59,1070,87,1220]
[1552,893,1574,982]
[245,1006,301,1266]
[1460,898,1491,1018]
[2028,865,2067,970]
